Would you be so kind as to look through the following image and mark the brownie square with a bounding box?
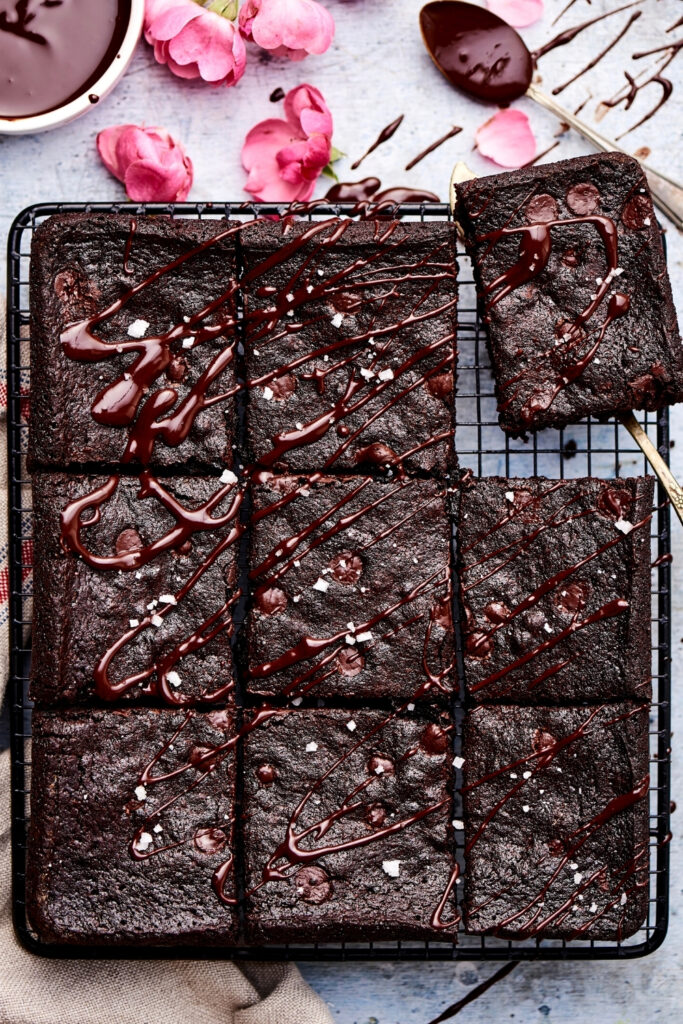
[241,218,457,475]
[462,703,650,940]
[457,476,652,704]
[27,707,239,945]
[456,153,683,435]
[30,214,239,470]
[31,471,242,705]
[246,472,455,700]
[242,707,457,943]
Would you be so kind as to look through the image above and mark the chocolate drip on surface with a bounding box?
[531,2,642,63]
[551,11,642,96]
[405,126,462,171]
[325,178,381,203]
[351,114,404,170]
[600,38,682,138]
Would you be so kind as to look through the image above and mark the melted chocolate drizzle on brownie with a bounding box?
[464,705,650,937]
[55,214,459,922]
[468,195,631,427]
[460,480,652,698]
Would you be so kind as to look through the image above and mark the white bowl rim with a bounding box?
[0,0,145,135]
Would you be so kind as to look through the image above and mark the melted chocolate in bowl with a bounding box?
[419,0,532,104]
[0,0,131,119]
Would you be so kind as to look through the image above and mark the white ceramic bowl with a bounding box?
[0,0,145,136]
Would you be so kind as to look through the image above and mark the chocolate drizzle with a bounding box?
[551,11,642,96]
[351,114,404,170]
[599,37,682,139]
[470,198,630,426]
[531,2,643,64]
[405,126,462,171]
[463,705,650,938]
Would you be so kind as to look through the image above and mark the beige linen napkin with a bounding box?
[0,311,333,1024]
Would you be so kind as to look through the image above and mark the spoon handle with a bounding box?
[526,83,683,232]
[618,412,683,527]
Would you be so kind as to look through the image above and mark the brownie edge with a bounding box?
[27,708,239,946]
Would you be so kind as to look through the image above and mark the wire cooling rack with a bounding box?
[6,201,672,960]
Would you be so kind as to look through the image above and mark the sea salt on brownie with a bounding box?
[457,476,653,704]
[456,153,683,435]
[242,707,458,942]
[30,214,239,469]
[241,218,457,476]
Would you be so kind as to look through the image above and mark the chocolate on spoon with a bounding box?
[420,0,683,230]
[419,1,532,103]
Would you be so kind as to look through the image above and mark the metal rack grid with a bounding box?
[6,201,672,961]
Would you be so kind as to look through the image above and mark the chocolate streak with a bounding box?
[470,201,630,426]
[464,705,650,937]
[351,115,404,170]
[56,214,459,922]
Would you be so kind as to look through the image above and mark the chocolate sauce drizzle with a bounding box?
[463,705,650,937]
[55,213,459,925]
[351,115,404,170]
[468,191,630,426]
[599,37,682,138]
[405,126,462,171]
[461,481,651,698]
[531,1,643,64]
[551,11,642,96]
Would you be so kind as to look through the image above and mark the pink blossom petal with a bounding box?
[145,0,247,86]
[96,124,130,178]
[97,123,193,201]
[239,0,334,60]
[168,16,246,83]
[485,0,544,29]
[145,1,201,43]
[284,83,332,135]
[475,108,536,168]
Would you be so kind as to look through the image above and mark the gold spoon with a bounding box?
[422,1,683,231]
[449,162,683,525]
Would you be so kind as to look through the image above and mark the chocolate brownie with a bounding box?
[242,707,458,943]
[457,476,653,704]
[30,214,239,470]
[456,153,683,434]
[27,707,238,945]
[240,218,457,475]
[31,471,242,705]
[246,472,455,700]
[462,703,650,940]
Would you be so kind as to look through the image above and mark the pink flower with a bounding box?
[239,0,334,61]
[97,125,194,202]
[242,84,333,202]
[475,108,536,168]
[485,0,544,29]
[144,0,246,85]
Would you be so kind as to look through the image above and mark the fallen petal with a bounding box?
[486,0,544,28]
[475,108,536,168]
